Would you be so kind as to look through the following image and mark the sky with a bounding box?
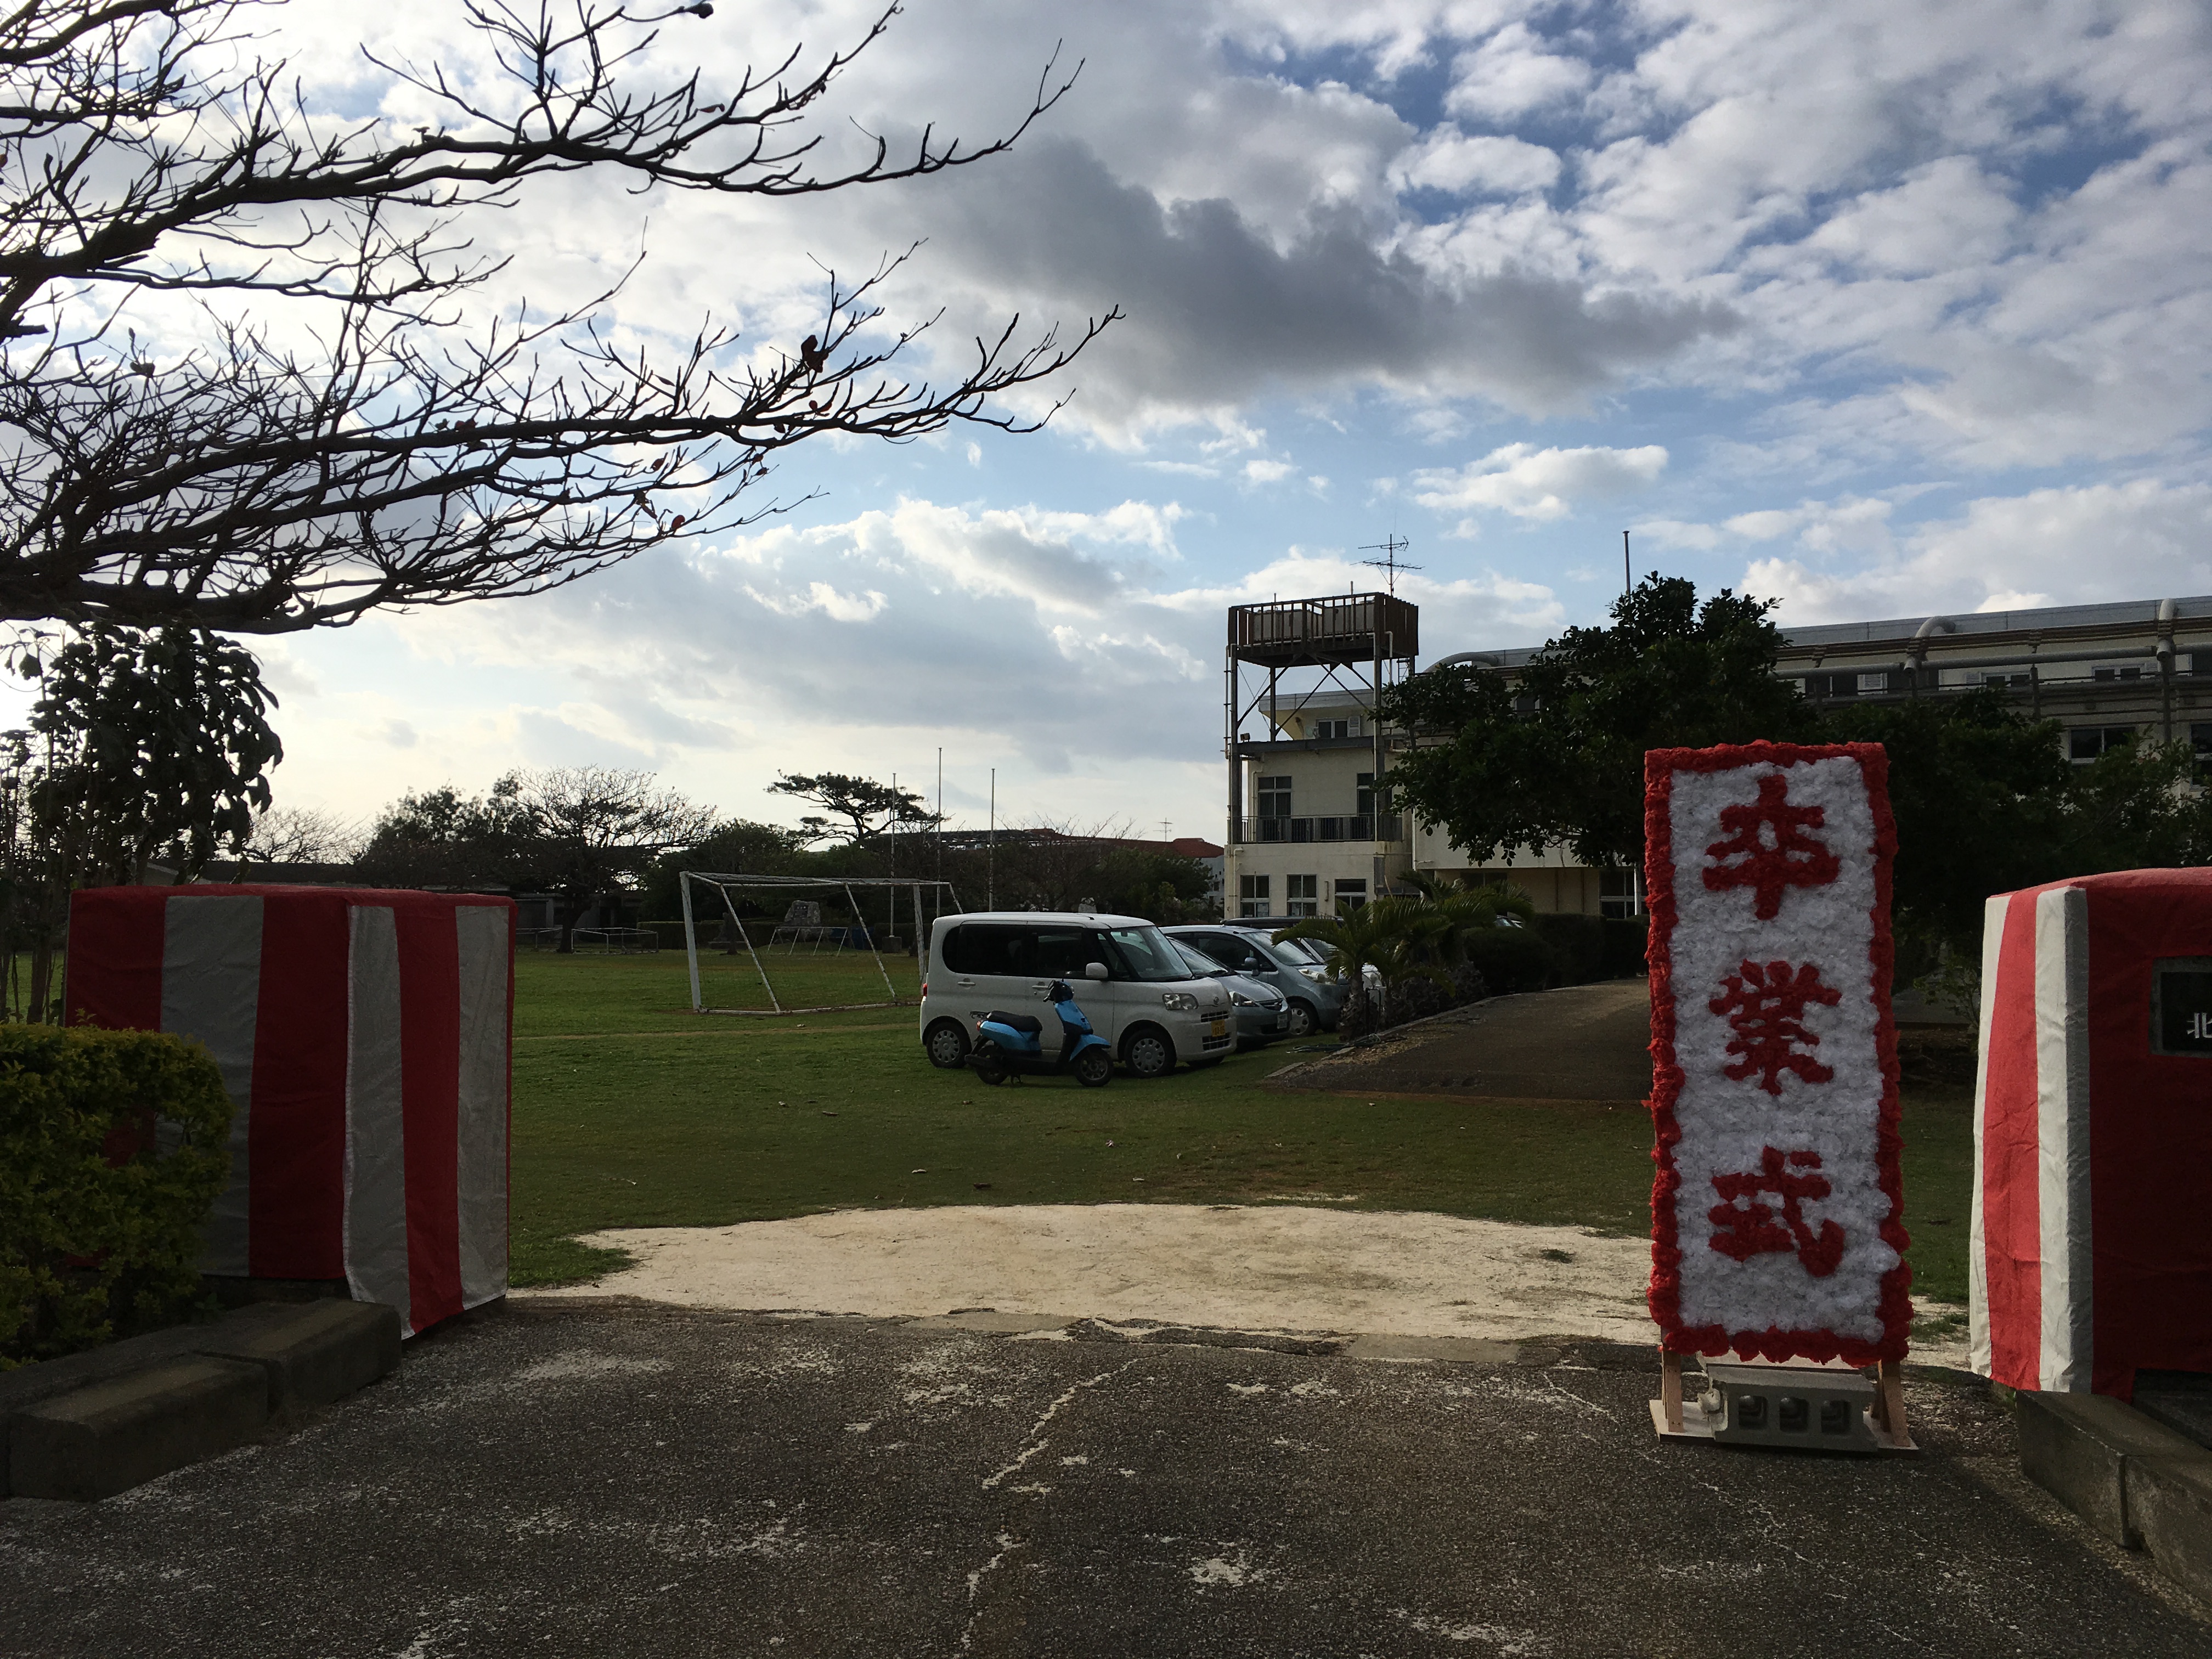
[91,0,2212,842]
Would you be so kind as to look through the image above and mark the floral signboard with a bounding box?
[1645,742,1911,1364]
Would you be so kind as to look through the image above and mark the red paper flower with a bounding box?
[1702,772,1841,918]
[1708,1147,1846,1278]
[1709,958,1842,1095]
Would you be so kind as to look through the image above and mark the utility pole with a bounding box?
[936,748,944,884]
[1623,529,1631,599]
[988,768,996,910]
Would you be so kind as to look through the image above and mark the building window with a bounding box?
[1310,717,1359,741]
[1356,771,1375,816]
[1256,775,1292,819]
[2069,726,2138,762]
[1984,672,2030,689]
[1285,874,1318,917]
[2092,665,2145,682]
[1599,868,1643,919]
[1238,873,1271,918]
[1805,670,1904,697]
[1334,878,1367,913]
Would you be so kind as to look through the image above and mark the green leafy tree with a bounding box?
[29,625,281,881]
[1824,694,2212,962]
[1,624,281,1018]
[354,781,535,891]
[1381,575,1815,868]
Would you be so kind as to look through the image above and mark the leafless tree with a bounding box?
[233,804,361,865]
[0,1,1114,633]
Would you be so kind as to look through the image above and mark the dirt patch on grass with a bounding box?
[522,1203,1652,1342]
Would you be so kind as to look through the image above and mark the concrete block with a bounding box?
[2131,1456,2212,1604]
[191,1300,402,1415]
[8,1357,268,1502]
[0,1329,199,1421]
[2015,1389,2209,1546]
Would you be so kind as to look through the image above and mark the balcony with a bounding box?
[1236,814,1403,844]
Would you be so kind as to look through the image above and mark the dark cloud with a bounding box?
[885,138,1741,426]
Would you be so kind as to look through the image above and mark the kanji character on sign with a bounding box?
[1702,772,1841,919]
[1708,1147,1846,1278]
[1710,958,1841,1095]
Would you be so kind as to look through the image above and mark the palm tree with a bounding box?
[1277,898,1452,1037]
[1277,876,1541,1035]
[1423,878,1537,963]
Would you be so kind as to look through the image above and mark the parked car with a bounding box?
[1164,923,1351,1039]
[920,911,1235,1079]
[1167,937,1288,1050]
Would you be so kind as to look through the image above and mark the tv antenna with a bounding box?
[1358,533,1421,594]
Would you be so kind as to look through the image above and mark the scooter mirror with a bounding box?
[1084,961,1110,981]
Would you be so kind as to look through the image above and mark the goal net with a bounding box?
[679,872,964,1015]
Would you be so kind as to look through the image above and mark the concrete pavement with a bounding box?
[2,1300,2203,1657]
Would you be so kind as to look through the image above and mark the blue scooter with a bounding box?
[972,980,1114,1088]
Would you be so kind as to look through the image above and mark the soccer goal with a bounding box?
[678,871,964,1015]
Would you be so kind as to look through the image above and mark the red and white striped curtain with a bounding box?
[1971,870,2212,1398]
[67,885,515,1338]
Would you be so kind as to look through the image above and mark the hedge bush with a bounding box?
[1530,913,1607,984]
[1599,915,1650,979]
[1,1026,233,1366]
[1460,928,1566,995]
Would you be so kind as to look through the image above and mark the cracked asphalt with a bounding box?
[3,1301,2205,1658]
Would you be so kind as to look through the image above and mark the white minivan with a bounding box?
[919,911,1234,1079]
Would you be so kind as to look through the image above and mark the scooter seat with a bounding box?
[985,1012,1042,1035]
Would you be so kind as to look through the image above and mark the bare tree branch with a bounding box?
[0,1,1115,631]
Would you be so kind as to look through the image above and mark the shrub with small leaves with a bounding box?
[0,1026,233,1365]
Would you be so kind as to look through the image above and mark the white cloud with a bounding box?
[1445,24,1593,122]
[1412,443,1669,526]
[1746,481,2212,624]
[1722,496,1895,555]
[1389,127,1561,196]
[743,581,889,623]
[1800,157,2019,279]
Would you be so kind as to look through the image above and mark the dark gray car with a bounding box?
[1165,923,1348,1039]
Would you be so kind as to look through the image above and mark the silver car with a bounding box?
[1165,923,1350,1039]
[1169,938,1288,1050]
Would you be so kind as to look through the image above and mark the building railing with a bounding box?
[1235,814,1402,844]
[1228,592,1419,658]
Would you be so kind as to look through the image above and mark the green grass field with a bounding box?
[510,950,1978,1312]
